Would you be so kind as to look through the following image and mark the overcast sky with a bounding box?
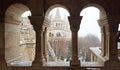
[79,7,100,40]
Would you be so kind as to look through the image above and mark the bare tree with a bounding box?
[78,34,101,61]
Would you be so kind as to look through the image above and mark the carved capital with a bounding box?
[98,16,108,26]
[104,15,120,33]
[107,15,120,23]
[68,16,82,32]
[105,24,118,34]
[106,22,118,33]
[109,23,118,33]
[29,16,44,31]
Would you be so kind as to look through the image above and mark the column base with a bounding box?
[32,61,42,67]
[101,59,120,70]
[0,59,7,70]
[104,59,120,67]
[70,60,80,66]
[32,58,47,66]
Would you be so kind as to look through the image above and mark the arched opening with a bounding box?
[78,7,101,62]
[78,4,108,66]
[5,3,35,66]
[44,6,71,65]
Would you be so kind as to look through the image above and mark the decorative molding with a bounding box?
[29,16,45,31]
[68,16,82,32]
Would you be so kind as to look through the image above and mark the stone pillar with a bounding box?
[98,18,107,57]
[101,26,106,56]
[41,28,46,63]
[68,16,82,66]
[103,15,120,70]
[105,24,109,58]
[29,16,45,66]
[0,18,7,70]
[43,27,47,62]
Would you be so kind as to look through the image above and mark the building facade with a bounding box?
[47,8,71,61]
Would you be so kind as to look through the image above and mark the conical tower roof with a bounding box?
[63,13,68,22]
[53,8,62,21]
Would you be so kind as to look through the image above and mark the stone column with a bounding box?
[41,28,46,63]
[98,18,107,57]
[104,15,120,67]
[68,16,82,66]
[101,26,106,56]
[43,27,47,62]
[0,18,7,70]
[29,16,45,66]
[105,25,109,58]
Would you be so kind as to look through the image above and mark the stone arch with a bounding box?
[44,4,70,27]
[5,3,35,66]
[79,3,108,62]
[80,4,107,19]
[43,4,71,62]
[45,4,70,17]
[5,3,31,24]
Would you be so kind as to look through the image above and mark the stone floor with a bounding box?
[9,61,103,67]
[8,61,103,70]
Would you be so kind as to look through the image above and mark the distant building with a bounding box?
[20,17,35,61]
[47,8,71,61]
